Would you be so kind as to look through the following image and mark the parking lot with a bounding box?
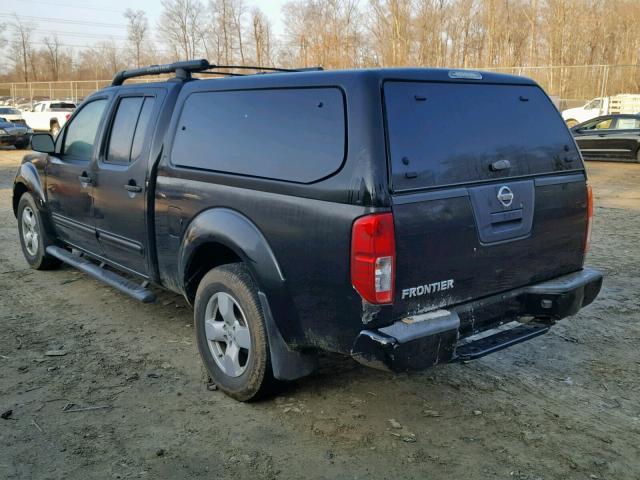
[0,147,638,479]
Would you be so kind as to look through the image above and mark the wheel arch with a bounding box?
[179,207,317,381]
[178,207,285,304]
[183,241,244,303]
[13,162,47,217]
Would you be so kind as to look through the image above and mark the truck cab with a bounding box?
[13,60,602,401]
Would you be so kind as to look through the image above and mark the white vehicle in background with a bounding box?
[562,94,640,127]
[21,100,77,136]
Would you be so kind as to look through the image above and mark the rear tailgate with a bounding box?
[385,80,588,318]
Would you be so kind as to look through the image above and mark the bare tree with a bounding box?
[124,9,149,68]
[250,7,273,66]
[10,16,35,83]
[232,0,246,64]
[0,23,7,49]
[101,40,124,76]
[283,0,364,69]
[208,0,247,65]
[42,35,62,81]
[367,0,412,66]
[158,0,206,60]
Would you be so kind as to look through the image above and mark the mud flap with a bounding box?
[258,292,318,381]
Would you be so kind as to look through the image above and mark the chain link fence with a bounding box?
[481,64,640,111]
[1,64,639,111]
[0,78,161,108]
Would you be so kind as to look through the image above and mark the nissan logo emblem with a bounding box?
[497,186,514,208]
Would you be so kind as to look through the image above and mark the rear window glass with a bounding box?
[384,82,579,191]
[107,97,144,164]
[171,88,346,183]
[615,117,640,129]
[50,102,76,109]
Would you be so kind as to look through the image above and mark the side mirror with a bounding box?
[31,133,55,154]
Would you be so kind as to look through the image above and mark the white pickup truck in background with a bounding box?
[562,94,640,126]
[21,100,77,136]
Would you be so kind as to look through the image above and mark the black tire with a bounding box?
[50,122,60,138]
[194,263,275,401]
[17,192,61,270]
[15,141,30,150]
[637,148,640,163]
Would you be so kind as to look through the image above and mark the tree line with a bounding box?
[1,0,639,98]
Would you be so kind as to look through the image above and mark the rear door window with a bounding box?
[105,96,156,165]
[106,97,144,164]
[384,82,580,191]
[130,98,156,162]
[614,117,640,130]
[171,88,346,183]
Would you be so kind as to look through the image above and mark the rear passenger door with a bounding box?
[93,89,163,277]
[573,117,615,160]
[610,116,640,160]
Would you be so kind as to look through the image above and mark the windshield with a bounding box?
[0,108,20,115]
[585,99,602,109]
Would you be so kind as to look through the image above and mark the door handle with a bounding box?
[124,183,142,193]
[490,159,511,171]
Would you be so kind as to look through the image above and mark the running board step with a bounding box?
[455,322,550,361]
[46,246,156,303]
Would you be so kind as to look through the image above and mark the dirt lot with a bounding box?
[0,148,638,480]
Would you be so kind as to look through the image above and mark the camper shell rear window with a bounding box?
[384,81,580,192]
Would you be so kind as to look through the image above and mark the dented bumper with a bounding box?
[351,268,603,372]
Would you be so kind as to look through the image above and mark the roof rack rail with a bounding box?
[111,59,323,86]
[111,59,210,86]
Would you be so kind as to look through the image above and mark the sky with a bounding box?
[0,0,289,69]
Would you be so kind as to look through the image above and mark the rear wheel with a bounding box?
[15,140,30,150]
[17,192,61,270]
[194,263,275,401]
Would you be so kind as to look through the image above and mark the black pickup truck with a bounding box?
[13,60,602,401]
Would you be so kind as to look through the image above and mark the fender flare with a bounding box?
[13,160,47,215]
[178,207,285,295]
[179,207,317,381]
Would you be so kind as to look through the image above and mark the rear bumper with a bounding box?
[351,267,603,372]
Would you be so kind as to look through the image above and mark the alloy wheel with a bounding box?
[21,206,39,257]
[204,292,252,377]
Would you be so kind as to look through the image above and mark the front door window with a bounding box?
[63,99,108,159]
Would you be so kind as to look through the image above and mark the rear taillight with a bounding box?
[351,213,395,304]
[584,183,594,253]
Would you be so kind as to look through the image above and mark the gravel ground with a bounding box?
[0,148,638,480]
